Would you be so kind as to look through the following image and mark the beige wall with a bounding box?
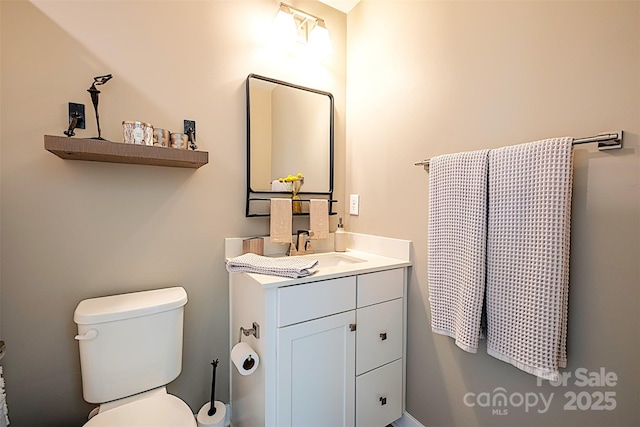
[347,1,639,426]
[2,0,639,426]
[0,1,346,425]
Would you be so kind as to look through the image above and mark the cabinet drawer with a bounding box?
[278,276,357,327]
[356,359,403,427]
[356,298,403,375]
[357,269,404,308]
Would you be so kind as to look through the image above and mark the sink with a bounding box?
[301,252,366,268]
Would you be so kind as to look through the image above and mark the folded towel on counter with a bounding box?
[486,137,573,381]
[427,149,490,353]
[309,199,329,239]
[270,198,292,243]
[226,252,318,278]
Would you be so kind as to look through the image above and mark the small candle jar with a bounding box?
[122,121,153,145]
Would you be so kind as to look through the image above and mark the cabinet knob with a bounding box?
[349,323,357,332]
[379,332,387,341]
[379,396,387,406]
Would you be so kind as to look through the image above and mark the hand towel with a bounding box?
[486,137,573,381]
[427,149,489,353]
[270,198,292,243]
[226,252,318,278]
[271,180,289,191]
[309,199,329,239]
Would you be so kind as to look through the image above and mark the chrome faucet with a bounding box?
[290,230,314,255]
[285,230,315,256]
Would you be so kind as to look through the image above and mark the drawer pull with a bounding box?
[379,396,387,406]
[349,323,357,332]
[379,332,387,341]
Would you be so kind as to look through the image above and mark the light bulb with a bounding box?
[273,7,297,46]
[309,23,333,57]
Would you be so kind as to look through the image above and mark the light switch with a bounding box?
[350,194,360,215]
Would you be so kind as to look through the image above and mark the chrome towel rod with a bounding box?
[415,130,623,171]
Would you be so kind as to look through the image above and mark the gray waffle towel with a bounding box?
[226,252,318,279]
[428,149,490,353]
[486,137,573,381]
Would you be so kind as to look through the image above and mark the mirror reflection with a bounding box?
[247,74,333,193]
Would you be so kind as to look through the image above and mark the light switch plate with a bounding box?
[349,194,360,215]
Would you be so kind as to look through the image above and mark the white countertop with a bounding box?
[225,233,412,289]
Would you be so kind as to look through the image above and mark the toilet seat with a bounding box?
[84,393,196,427]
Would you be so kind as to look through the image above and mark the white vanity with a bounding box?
[226,233,411,427]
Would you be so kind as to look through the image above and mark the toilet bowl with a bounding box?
[84,387,195,426]
[74,287,196,426]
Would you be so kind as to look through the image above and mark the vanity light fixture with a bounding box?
[274,2,333,55]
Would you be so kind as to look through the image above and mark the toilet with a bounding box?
[73,286,196,426]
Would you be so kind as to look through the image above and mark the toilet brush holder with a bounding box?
[197,401,226,427]
[197,359,227,427]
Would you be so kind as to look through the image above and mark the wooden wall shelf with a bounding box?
[44,135,208,169]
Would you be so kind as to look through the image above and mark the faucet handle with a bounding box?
[296,230,314,254]
[286,242,298,256]
[304,240,313,254]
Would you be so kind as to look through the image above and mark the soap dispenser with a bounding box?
[334,218,346,252]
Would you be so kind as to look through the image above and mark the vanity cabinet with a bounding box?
[229,266,407,427]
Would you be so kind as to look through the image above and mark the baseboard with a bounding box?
[392,411,426,427]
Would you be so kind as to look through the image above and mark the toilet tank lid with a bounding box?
[74,287,188,325]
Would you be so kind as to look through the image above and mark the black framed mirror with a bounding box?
[246,74,335,217]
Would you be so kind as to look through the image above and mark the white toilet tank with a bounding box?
[74,287,188,404]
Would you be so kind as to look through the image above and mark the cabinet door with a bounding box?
[277,310,356,427]
[356,359,403,427]
[356,298,403,375]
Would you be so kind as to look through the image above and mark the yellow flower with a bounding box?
[278,173,304,187]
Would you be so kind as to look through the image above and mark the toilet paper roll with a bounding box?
[231,342,259,376]
[197,401,226,427]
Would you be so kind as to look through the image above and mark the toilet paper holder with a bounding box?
[238,322,260,342]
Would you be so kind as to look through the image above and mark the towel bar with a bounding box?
[415,130,623,171]
[246,197,338,217]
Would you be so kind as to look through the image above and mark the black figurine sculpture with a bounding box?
[87,74,113,140]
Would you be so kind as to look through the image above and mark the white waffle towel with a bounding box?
[486,137,573,381]
[0,366,8,427]
[226,252,318,278]
[428,149,489,353]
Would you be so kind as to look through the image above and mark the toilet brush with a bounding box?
[196,359,227,427]
[208,359,218,416]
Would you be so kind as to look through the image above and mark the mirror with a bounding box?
[247,74,333,195]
